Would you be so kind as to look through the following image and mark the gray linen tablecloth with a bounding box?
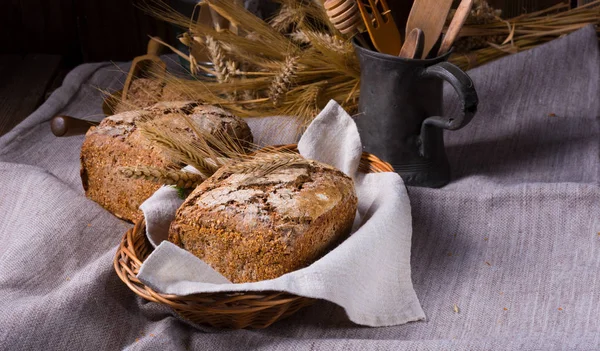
[0,26,599,350]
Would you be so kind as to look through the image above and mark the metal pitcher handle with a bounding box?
[418,61,478,158]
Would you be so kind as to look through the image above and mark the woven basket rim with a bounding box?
[113,144,393,328]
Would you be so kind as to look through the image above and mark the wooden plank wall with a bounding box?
[74,0,174,63]
[0,0,174,64]
[0,0,580,64]
[0,0,176,135]
[0,0,75,61]
[488,0,572,18]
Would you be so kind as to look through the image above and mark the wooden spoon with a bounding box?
[398,28,424,59]
[405,0,453,59]
[437,0,474,56]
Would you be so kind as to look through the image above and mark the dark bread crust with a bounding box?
[113,78,190,114]
[168,160,357,283]
[80,102,252,222]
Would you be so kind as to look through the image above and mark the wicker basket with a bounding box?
[113,144,393,329]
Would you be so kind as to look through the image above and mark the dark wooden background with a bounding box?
[488,0,579,17]
[0,0,578,64]
[0,0,179,135]
[0,0,579,136]
[0,0,176,64]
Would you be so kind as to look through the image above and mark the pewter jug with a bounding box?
[353,44,478,187]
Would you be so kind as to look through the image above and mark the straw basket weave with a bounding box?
[113,144,394,329]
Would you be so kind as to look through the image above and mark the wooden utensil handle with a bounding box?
[50,116,99,137]
[406,0,454,59]
[398,28,424,59]
[438,0,473,56]
[147,37,163,56]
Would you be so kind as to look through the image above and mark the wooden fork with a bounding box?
[356,0,402,55]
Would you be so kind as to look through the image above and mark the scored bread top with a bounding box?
[168,159,357,283]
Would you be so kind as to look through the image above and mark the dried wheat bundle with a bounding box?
[142,0,359,131]
[120,110,310,189]
[449,1,600,70]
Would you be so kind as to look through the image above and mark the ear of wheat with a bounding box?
[142,0,360,131]
[139,0,600,121]
[449,1,600,70]
[125,113,309,191]
[119,166,205,189]
[138,121,220,176]
[220,152,309,178]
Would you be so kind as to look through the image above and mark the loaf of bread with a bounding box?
[80,101,253,222]
[114,78,189,114]
[168,159,358,283]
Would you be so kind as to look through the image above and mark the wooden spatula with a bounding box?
[398,28,424,59]
[405,0,453,59]
[437,0,474,56]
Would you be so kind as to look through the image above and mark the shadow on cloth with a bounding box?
[445,116,598,184]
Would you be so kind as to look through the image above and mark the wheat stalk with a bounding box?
[137,116,313,183]
[302,30,354,56]
[204,0,295,54]
[139,122,219,175]
[143,0,360,121]
[282,84,323,130]
[119,166,204,188]
[205,35,230,83]
[449,1,600,70]
[269,4,304,33]
[269,55,299,107]
[289,30,310,45]
[222,152,308,177]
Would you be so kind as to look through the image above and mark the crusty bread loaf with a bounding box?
[114,78,189,114]
[168,159,358,283]
[80,101,253,222]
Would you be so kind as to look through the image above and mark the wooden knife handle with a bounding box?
[50,116,99,137]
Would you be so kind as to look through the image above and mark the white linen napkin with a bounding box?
[137,100,425,327]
